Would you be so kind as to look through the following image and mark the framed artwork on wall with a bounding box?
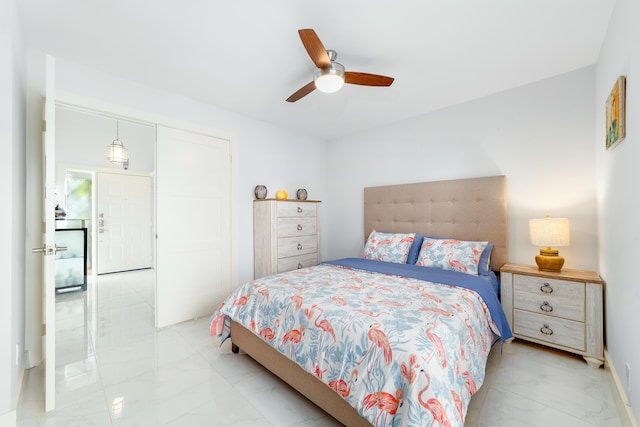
[606,75,626,150]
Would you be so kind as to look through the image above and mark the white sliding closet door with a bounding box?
[156,126,231,328]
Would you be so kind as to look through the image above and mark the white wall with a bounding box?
[56,107,155,174]
[326,66,598,273]
[49,56,328,288]
[0,0,26,422]
[595,0,640,420]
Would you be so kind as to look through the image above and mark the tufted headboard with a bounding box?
[364,175,508,271]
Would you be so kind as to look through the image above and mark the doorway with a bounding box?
[55,105,156,278]
[55,104,233,327]
[28,89,233,412]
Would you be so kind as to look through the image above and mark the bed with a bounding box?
[211,175,511,427]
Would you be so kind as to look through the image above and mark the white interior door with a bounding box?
[37,54,56,412]
[156,126,231,328]
[96,172,153,274]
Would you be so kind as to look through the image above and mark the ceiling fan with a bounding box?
[286,29,395,102]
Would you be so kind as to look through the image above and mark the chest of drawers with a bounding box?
[500,263,604,368]
[253,199,321,279]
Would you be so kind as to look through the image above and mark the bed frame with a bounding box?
[231,175,508,426]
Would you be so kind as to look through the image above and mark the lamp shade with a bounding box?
[106,138,128,164]
[529,217,570,247]
[314,62,345,93]
[106,120,129,165]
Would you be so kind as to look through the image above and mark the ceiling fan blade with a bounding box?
[345,72,395,87]
[286,81,316,102]
[298,29,331,69]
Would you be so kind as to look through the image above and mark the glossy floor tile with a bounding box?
[17,270,627,426]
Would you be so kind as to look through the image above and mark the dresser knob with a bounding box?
[297,263,303,269]
[297,243,302,250]
[540,301,554,312]
[540,324,554,335]
[540,283,554,293]
[297,224,303,231]
[297,207,303,213]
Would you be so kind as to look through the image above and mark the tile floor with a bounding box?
[17,270,628,426]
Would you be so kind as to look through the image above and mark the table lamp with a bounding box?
[529,216,570,272]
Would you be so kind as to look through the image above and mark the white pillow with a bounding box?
[362,231,416,264]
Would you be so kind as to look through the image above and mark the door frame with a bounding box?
[55,92,237,299]
[25,84,237,414]
[51,91,239,299]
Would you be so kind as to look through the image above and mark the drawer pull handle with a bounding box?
[540,324,554,335]
[297,263,303,269]
[540,283,554,293]
[297,207,303,213]
[297,243,302,250]
[540,301,553,312]
[297,224,303,231]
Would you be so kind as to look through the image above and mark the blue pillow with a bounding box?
[406,233,424,265]
[478,242,493,276]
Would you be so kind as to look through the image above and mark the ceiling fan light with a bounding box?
[314,62,345,93]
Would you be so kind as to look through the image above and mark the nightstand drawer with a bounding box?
[277,217,317,237]
[514,309,585,351]
[277,202,317,217]
[277,253,318,273]
[513,292,584,322]
[514,275,584,300]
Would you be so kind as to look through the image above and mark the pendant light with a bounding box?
[106,120,129,164]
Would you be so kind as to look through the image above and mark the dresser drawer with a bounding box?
[277,217,317,237]
[514,275,585,300]
[277,253,318,273]
[514,309,585,351]
[513,292,584,322]
[277,235,318,258]
[277,202,317,218]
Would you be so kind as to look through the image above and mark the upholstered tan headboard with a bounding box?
[364,175,508,271]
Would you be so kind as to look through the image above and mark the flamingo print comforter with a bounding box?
[210,258,511,427]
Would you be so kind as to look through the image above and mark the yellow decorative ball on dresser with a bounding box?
[275,189,288,200]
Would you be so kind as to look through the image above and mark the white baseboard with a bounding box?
[0,409,16,427]
[0,352,28,427]
[605,349,639,427]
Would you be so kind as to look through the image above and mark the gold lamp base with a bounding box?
[535,247,564,272]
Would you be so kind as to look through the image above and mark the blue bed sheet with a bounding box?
[322,258,513,342]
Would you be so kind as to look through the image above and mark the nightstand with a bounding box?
[500,263,604,368]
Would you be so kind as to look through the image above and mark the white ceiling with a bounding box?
[18,0,615,140]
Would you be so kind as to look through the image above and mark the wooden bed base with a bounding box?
[230,320,373,427]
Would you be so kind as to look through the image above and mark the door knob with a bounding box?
[31,245,68,256]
